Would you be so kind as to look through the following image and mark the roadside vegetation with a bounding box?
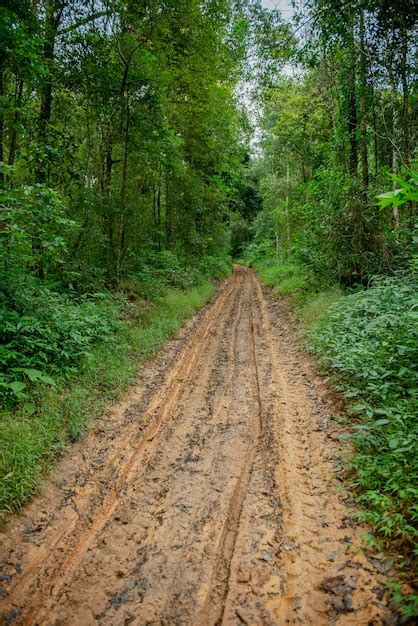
[254,255,417,549]
[253,257,418,616]
[249,179,417,615]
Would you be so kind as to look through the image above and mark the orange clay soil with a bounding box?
[0,267,401,625]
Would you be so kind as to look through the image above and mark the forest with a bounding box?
[0,0,417,618]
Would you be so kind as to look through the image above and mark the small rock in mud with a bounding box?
[111,591,129,609]
[366,555,395,575]
[281,539,298,551]
[22,524,42,534]
[320,575,357,614]
[0,573,12,582]
[4,607,20,624]
[372,586,385,600]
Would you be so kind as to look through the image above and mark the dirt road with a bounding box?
[1,267,396,625]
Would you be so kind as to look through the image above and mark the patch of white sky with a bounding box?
[261,0,294,16]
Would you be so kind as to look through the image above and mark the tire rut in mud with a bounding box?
[0,267,397,625]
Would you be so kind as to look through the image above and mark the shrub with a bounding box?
[199,254,231,279]
[309,274,418,551]
[0,276,121,407]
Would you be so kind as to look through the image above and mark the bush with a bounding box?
[0,276,121,407]
[309,274,418,551]
[133,252,201,300]
[199,254,231,279]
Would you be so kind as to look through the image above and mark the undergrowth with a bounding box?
[252,259,309,297]
[309,275,418,555]
[252,258,343,322]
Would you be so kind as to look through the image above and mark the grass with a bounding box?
[253,258,343,324]
[0,283,215,513]
[253,259,308,297]
[296,288,344,326]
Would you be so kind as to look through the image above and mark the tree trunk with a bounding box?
[116,97,130,281]
[165,175,172,248]
[36,0,65,183]
[0,62,4,186]
[389,32,400,232]
[103,137,116,284]
[371,84,378,178]
[8,78,24,167]
[400,22,410,165]
[347,39,358,177]
[359,11,369,195]
[285,160,291,245]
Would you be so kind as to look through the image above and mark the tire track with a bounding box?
[0,267,395,626]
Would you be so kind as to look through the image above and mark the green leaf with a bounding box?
[23,368,43,382]
[9,381,27,394]
[39,374,56,386]
[23,402,37,415]
[377,190,398,199]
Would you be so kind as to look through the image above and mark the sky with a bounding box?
[261,0,295,17]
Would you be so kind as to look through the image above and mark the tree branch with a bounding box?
[57,10,112,36]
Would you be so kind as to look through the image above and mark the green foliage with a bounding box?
[0,183,76,275]
[128,252,231,301]
[254,256,344,324]
[0,0,253,291]
[253,258,308,296]
[376,163,418,210]
[199,254,232,279]
[388,583,418,619]
[309,275,418,553]
[133,252,199,300]
[295,288,344,326]
[0,278,121,406]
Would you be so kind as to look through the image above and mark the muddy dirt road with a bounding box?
[1,267,395,625]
